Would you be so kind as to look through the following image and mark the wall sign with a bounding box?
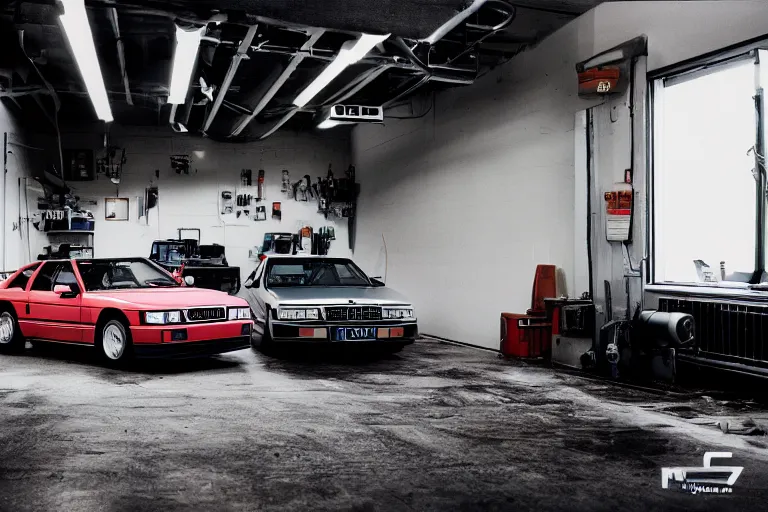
[604,190,632,242]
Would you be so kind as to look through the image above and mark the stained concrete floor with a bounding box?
[2,339,768,511]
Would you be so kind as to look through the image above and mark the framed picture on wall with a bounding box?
[105,197,129,221]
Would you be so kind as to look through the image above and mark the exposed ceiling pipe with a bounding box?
[383,74,430,108]
[258,109,298,140]
[229,29,324,137]
[422,0,488,45]
[322,64,394,105]
[201,24,258,134]
[107,8,132,105]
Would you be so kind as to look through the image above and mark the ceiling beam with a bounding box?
[107,8,132,105]
[230,28,324,137]
[202,24,258,134]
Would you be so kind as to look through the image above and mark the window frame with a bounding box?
[5,263,40,290]
[30,262,58,292]
[649,41,768,287]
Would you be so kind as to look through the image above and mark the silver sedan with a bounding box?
[239,256,418,353]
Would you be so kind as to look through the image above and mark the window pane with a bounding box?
[54,263,77,286]
[655,60,757,283]
[30,263,55,291]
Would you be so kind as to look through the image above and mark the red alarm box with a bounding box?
[500,313,552,359]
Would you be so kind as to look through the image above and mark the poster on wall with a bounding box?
[105,197,129,221]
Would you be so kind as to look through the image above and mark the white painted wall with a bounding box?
[32,125,351,282]
[0,103,46,272]
[352,0,768,349]
[352,11,600,349]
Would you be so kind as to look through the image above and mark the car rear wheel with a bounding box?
[0,309,24,353]
[98,319,133,365]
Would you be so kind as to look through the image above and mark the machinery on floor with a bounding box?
[149,230,240,295]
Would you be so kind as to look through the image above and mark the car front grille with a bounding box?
[184,307,226,322]
[325,306,382,321]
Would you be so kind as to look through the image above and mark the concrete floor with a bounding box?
[2,340,768,511]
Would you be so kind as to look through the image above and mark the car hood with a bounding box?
[268,286,412,306]
[84,287,248,309]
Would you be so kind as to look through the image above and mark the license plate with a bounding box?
[334,327,376,341]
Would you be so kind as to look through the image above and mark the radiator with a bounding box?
[659,298,768,363]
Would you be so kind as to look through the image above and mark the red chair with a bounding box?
[500,265,557,358]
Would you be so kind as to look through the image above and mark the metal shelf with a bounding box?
[45,230,94,235]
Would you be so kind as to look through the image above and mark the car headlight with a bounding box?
[383,307,414,319]
[278,308,320,320]
[145,311,182,324]
[228,307,252,320]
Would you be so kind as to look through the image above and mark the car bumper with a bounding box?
[268,321,418,344]
[133,336,251,359]
[130,320,252,358]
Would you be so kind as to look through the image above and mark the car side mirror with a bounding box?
[184,275,195,286]
[370,278,385,287]
[54,284,79,298]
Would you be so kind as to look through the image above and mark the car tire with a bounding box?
[98,318,133,366]
[0,308,25,353]
[258,315,276,356]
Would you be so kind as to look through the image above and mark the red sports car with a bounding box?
[0,258,253,363]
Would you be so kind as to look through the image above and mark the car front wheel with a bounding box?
[99,319,133,365]
[0,309,24,353]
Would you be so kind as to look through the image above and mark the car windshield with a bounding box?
[266,258,370,287]
[152,243,186,263]
[78,259,179,291]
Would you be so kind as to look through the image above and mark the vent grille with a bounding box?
[659,298,768,362]
[325,306,382,321]
[185,307,226,322]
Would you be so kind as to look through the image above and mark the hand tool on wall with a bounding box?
[272,202,281,220]
[257,169,265,201]
[304,175,314,199]
[241,169,252,186]
[281,170,290,193]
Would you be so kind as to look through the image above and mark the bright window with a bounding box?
[653,53,766,285]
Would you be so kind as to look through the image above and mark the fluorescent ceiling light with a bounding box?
[169,25,205,104]
[317,119,346,129]
[293,33,389,108]
[59,0,113,122]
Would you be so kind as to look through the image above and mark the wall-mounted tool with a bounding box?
[221,191,233,214]
[257,169,265,200]
[241,169,252,186]
[272,201,281,220]
[293,176,310,201]
[281,170,290,193]
[170,155,191,175]
[254,205,266,221]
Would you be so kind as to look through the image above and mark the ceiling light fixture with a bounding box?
[293,33,390,108]
[59,0,113,122]
[169,25,206,104]
[317,119,344,129]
